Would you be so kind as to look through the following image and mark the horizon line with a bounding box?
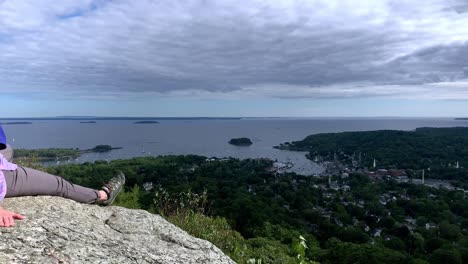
[0,116,465,119]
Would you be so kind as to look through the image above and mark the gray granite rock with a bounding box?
[0,196,235,264]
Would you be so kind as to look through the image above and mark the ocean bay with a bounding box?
[2,117,468,175]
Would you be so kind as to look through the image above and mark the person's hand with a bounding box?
[0,208,25,227]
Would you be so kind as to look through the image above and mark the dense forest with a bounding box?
[30,155,467,264]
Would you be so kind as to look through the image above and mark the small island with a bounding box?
[228,137,253,146]
[134,121,159,124]
[80,121,96,123]
[455,118,468,120]
[83,145,122,153]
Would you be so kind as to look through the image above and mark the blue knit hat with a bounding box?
[0,125,6,150]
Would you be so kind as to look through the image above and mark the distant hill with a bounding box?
[0,122,32,125]
[0,116,242,121]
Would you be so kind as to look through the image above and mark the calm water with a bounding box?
[2,118,468,175]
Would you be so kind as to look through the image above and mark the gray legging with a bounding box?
[1,145,100,204]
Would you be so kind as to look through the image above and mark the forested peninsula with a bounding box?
[14,145,121,161]
[276,127,468,183]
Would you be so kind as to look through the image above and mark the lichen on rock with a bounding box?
[0,196,235,264]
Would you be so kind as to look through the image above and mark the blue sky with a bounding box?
[1,0,468,117]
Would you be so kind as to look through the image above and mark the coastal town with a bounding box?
[269,152,467,193]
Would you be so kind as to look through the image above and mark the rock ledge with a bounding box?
[0,196,234,264]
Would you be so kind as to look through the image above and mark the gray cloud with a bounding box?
[0,0,468,99]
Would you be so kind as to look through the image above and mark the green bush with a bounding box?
[169,213,249,263]
[114,185,142,209]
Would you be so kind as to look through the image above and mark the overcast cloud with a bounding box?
[1,0,468,100]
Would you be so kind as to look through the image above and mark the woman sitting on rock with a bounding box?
[0,125,125,227]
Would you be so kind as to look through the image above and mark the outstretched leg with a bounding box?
[4,166,101,204]
[1,145,125,205]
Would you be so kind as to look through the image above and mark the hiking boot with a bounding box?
[100,171,126,206]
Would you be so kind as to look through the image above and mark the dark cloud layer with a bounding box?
[0,0,468,99]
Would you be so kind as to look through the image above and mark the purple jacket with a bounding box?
[0,125,6,151]
[0,152,17,201]
[0,125,17,200]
